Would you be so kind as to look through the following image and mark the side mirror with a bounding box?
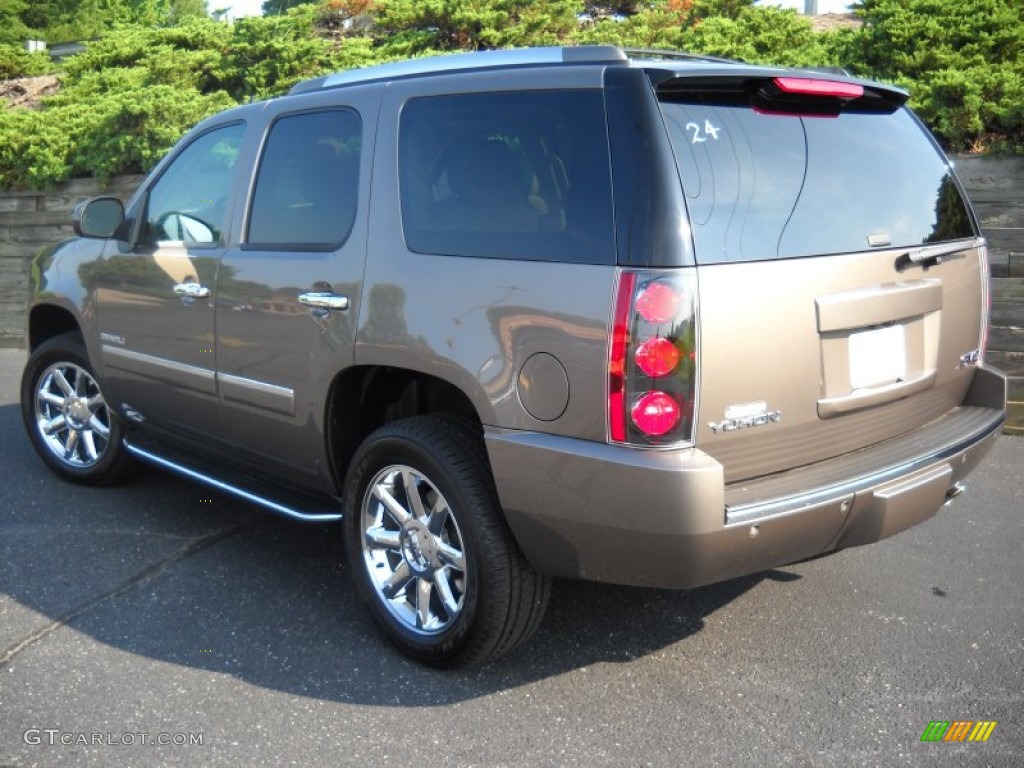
[72,197,125,239]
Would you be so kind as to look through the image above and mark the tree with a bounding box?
[112,0,211,26]
[20,0,115,42]
[262,0,309,14]
[168,0,210,22]
[0,0,33,45]
[690,0,755,19]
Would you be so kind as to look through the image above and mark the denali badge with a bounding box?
[709,401,782,434]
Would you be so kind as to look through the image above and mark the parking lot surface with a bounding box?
[1,349,1021,767]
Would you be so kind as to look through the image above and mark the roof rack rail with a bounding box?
[623,48,741,66]
[290,45,628,95]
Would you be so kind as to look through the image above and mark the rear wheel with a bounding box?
[21,332,133,485]
[343,415,549,668]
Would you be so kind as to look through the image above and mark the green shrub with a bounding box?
[849,0,1024,152]
[1,0,1023,190]
[69,86,239,180]
[0,44,54,79]
[0,108,72,188]
[223,7,336,99]
[683,7,832,68]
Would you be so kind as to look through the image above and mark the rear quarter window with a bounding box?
[399,90,616,265]
[246,109,362,251]
[660,98,975,264]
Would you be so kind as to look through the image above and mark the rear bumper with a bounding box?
[486,366,1006,589]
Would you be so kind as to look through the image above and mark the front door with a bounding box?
[93,121,247,438]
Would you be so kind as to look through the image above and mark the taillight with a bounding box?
[636,281,681,324]
[979,243,991,362]
[631,391,682,436]
[635,337,680,377]
[608,270,697,446]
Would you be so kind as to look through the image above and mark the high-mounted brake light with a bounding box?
[773,77,864,100]
[608,270,697,447]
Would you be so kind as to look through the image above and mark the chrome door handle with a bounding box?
[173,282,210,298]
[298,292,349,311]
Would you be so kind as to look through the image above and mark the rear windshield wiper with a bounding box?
[894,241,978,272]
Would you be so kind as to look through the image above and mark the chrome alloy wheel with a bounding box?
[33,361,112,468]
[360,464,468,635]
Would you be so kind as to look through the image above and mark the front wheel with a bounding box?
[21,332,134,485]
[343,415,549,668]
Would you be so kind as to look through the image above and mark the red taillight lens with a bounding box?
[631,391,682,436]
[773,77,864,100]
[608,272,636,443]
[634,337,679,377]
[608,270,697,446]
[635,280,681,324]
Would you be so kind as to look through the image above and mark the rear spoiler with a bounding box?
[651,71,908,115]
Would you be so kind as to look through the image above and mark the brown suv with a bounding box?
[21,46,1006,667]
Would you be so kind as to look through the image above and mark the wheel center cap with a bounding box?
[65,398,91,429]
[401,520,440,576]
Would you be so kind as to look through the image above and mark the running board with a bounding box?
[123,438,343,523]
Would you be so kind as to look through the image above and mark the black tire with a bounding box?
[21,332,134,486]
[343,415,550,668]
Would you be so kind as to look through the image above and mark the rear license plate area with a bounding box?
[848,324,906,390]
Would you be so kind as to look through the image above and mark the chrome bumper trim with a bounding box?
[725,406,1003,527]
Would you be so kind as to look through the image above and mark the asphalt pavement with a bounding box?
[0,348,1021,767]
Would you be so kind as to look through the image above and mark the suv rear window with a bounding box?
[399,90,616,264]
[660,93,975,264]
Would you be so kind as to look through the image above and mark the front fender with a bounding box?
[28,236,108,356]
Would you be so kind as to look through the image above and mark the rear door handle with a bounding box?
[298,292,349,311]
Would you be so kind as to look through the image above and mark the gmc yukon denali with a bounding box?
[22,47,1006,666]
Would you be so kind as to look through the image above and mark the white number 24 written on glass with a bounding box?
[686,120,721,144]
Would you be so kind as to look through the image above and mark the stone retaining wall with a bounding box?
[955,156,1024,435]
[0,175,144,345]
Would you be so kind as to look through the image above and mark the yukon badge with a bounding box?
[709,401,782,434]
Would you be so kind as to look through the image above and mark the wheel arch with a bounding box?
[28,304,83,352]
[325,365,484,492]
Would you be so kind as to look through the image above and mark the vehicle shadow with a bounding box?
[0,402,797,706]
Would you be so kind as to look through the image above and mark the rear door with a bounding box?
[213,88,379,489]
[656,74,987,483]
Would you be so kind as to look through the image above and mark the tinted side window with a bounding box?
[247,109,362,251]
[661,101,975,263]
[399,91,615,264]
[143,122,245,246]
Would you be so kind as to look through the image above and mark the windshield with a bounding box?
[660,98,976,264]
